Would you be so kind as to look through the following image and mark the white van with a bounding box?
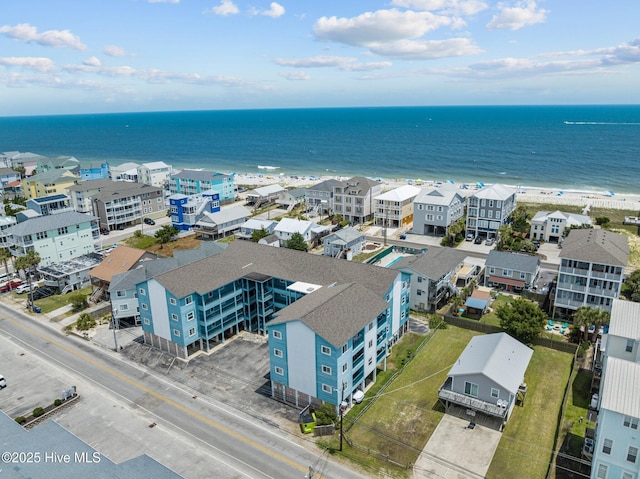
[0,374,6,389]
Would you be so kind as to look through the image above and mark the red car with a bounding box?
[0,280,23,293]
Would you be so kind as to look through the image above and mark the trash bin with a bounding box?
[34,307,41,313]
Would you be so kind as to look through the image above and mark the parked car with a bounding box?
[353,390,365,404]
[117,224,125,230]
[474,236,483,245]
[100,227,110,235]
[0,374,6,389]
[15,283,37,294]
[466,233,475,241]
[485,237,495,246]
[143,217,156,226]
[0,279,23,293]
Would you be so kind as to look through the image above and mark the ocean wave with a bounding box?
[564,121,640,125]
[257,165,280,170]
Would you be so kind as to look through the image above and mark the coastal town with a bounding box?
[2,150,640,479]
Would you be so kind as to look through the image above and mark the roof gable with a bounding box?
[560,229,628,266]
[486,250,540,273]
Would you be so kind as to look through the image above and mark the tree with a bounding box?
[251,227,269,243]
[285,232,307,251]
[314,402,338,426]
[68,292,88,312]
[155,225,179,245]
[0,247,12,278]
[624,269,640,302]
[496,297,546,344]
[15,250,41,304]
[573,306,610,342]
[511,205,530,234]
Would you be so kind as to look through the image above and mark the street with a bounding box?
[0,303,366,479]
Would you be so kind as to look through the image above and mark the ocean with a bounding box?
[1,105,639,194]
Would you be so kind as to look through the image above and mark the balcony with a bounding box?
[559,266,589,276]
[557,281,587,292]
[438,386,508,418]
[555,297,586,308]
[588,287,618,298]
[590,270,622,281]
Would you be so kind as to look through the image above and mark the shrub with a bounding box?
[33,407,45,417]
[68,292,88,312]
[595,216,610,226]
[315,403,338,426]
[76,313,96,331]
[15,416,26,424]
[54,399,62,407]
[133,229,143,238]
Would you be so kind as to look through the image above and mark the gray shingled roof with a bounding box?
[270,283,388,348]
[485,250,540,274]
[153,240,399,299]
[92,182,162,201]
[560,229,628,266]
[308,178,341,193]
[25,169,77,183]
[325,226,365,243]
[66,178,114,193]
[391,246,466,280]
[339,176,379,195]
[5,210,97,236]
[172,169,229,181]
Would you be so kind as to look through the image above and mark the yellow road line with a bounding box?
[4,316,309,476]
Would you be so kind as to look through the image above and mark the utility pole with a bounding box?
[339,388,347,452]
[111,308,119,352]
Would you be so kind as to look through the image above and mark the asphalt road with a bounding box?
[0,303,366,479]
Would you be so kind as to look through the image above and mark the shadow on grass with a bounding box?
[431,400,445,413]
[571,369,592,409]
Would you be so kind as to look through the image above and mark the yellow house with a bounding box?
[22,169,78,199]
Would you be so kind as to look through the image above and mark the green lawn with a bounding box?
[486,346,573,479]
[327,326,480,476]
[559,368,593,455]
[34,286,92,314]
[478,293,514,327]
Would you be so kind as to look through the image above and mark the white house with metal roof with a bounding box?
[605,300,640,362]
[374,184,421,229]
[438,332,533,430]
[466,184,517,240]
[237,218,278,241]
[193,205,251,239]
[413,184,466,236]
[530,210,592,243]
[137,161,173,188]
[322,226,366,259]
[274,218,314,246]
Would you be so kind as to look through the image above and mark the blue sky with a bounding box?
[1,0,639,116]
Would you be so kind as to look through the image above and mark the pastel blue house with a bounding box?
[80,161,110,181]
[169,191,220,231]
[136,241,410,408]
[169,169,235,202]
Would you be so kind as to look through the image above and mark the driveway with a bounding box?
[414,415,502,479]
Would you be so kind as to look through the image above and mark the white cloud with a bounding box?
[0,23,87,50]
[262,2,285,18]
[207,0,239,16]
[104,45,135,57]
[83,56,102,67]
[391,0,488,16]
[314,9,453,46]
[279,71,311,81]
[0,56,56,73]
[370,37,482,59]
[340,61,393,71]
[275,55,357,68]
[487,1,548,31]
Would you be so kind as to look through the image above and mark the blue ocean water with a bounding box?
[1,105,639,193]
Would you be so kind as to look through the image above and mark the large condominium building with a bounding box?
[332,177,384,225]
[4,211,99,266]
[373,184,421,229]
[465,184,517,240]
[554,229,628,317]
[169,169,235,202]
[135,241,410,407]
[21,169,78,200]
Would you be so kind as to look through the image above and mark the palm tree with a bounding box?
[15,250,41,310]
[0,247,12,277]
[573,306,608,342]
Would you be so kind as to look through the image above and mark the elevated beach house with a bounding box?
[529,210,592,244]
[465,184,517,241]
[484,250,540,293]
[413,184,465,237]
[373,184,421,229]
[332,176,383,225]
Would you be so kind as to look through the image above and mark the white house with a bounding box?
[530,210,592,243]
[373,184,421,229]
[274,218,314,246]
[137,161,173,188]
[237,219,278,241]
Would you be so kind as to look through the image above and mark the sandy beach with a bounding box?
[235,172,640,212]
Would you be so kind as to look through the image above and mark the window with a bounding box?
[602,438,613,454]
[417,276,422,283]
[342,363,348,373]
[626,339,634,353]
[171,313,178,321]
[172,329,181,337]
[622,472,634,479]
[141,303,148,311]
[322,365,332,375]
[274,366,284,376]
[139,288,146,296]
[628,446,638,463]
[118,304,129,311]
[368,357,373,366]
[491,388,500,398]
[623,416,639,430]
[342,344,348,354]
[368,340,373,348]
[186,311,195,321]
[185,295,193,305]
[417,290,422,296]
[188,327,196,337]
[116,290,125,297]
[272,330,282,340]
[321,345,331,356]
[322,384,333,394]
[464,381,479,397]
[368,321,374,331]
[170,298,177,305]
[143,318,150,325]
[274,348,283,358]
